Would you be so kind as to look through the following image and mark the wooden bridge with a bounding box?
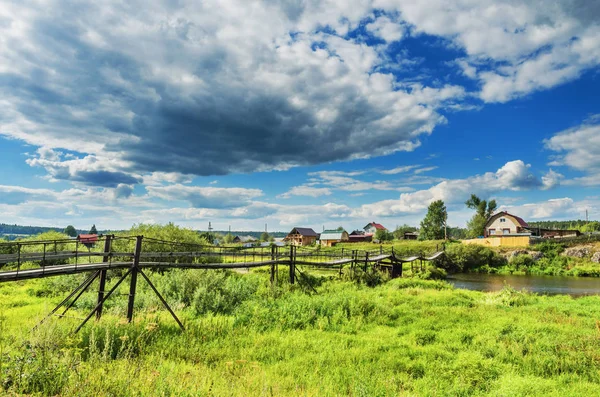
[0,235,445,332]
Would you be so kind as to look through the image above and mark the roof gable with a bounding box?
[486,211,529,228]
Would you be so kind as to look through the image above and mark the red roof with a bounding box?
[77,234,98,243]
[369,222,386,230]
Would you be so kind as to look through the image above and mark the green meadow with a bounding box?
[2,269,600,396]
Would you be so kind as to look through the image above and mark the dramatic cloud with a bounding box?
[0,0,467,182]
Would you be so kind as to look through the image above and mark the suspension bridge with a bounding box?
[0,235,446,332]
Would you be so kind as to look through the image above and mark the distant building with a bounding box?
[403,231,419,240]
[233,235,258,243]
[77,234,98,248]
[531,228,581,239]
[363,222,387,234]
[283,227,319,246]
[319,229,349,247]
[348,230,372,243]
[484,212,530,237]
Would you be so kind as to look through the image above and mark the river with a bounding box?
[447,273,600,297]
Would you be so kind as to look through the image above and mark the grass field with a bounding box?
[2,269,600,396]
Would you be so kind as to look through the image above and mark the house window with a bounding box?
[500,218,506,223]
[503,228,510,235]
[488,229,496,235]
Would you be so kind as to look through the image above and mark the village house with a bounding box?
[363,222,387,235]
[319,229,349,247]
[233,235,257,244]
[484,211,530,237]
[283,227,318,246]
[348,230,372,243]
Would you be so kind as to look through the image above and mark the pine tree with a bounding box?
[89,224,98,234]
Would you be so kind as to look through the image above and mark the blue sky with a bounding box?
[0,0,599,232]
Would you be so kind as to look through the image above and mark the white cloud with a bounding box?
[414,166,438,175]
[278,186,333,199]
[545,119,600,185]
[353,160,555,217]
[500,198,577,220]
[379,165,420,175]
[366,15,405,42]
[146,184,263,209]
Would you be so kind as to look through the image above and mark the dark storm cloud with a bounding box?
[0,0,455,184]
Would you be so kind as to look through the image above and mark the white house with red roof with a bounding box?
[363,222,387,235]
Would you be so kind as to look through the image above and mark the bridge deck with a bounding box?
[0,260,282,282]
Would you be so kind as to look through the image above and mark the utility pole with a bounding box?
[586,209,589,223]
[208,221,213,234]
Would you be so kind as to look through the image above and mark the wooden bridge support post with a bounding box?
[289,245,295,284]
[270,245,276,286]
[126,236,143,323]
[96,234,112,320]
[364,252,369,272]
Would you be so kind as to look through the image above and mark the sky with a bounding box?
[0,0,599,232]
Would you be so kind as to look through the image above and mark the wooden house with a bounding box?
[283,227,318,246]
[319,229,349,247]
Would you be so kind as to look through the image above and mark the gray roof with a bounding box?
[320,230,347,240]
[235,235,257,242]
[289,227,318,237]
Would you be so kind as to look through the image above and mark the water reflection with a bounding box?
[447,273,600,297]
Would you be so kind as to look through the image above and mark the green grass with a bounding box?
[3,271,600,396]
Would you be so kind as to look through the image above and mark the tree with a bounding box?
[419,200,447,240]
[260,232,270,242]
[336,226,344,231]
[89,224,98,235]
[465,194,497,238]
[64,225,77,237]
[223,233,234,244]
[199,232,215,244]
[375,229,393,241]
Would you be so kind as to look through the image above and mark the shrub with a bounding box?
[509,254,535,270]
[445,244,506,272]
[417,266,447,280]
[192,271,260,315]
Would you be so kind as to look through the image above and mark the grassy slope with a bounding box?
[2,274,600,396]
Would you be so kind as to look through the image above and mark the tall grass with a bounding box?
[3,271,600,396]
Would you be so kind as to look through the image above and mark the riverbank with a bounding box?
[2,273,600,396]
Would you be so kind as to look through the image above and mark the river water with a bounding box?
[447,273,600,297]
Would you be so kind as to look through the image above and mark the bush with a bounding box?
[509,254,535,270]
[531,241,564,258]
[445,244,506,272]
[192,271,260,315]
[417,266,447,280]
